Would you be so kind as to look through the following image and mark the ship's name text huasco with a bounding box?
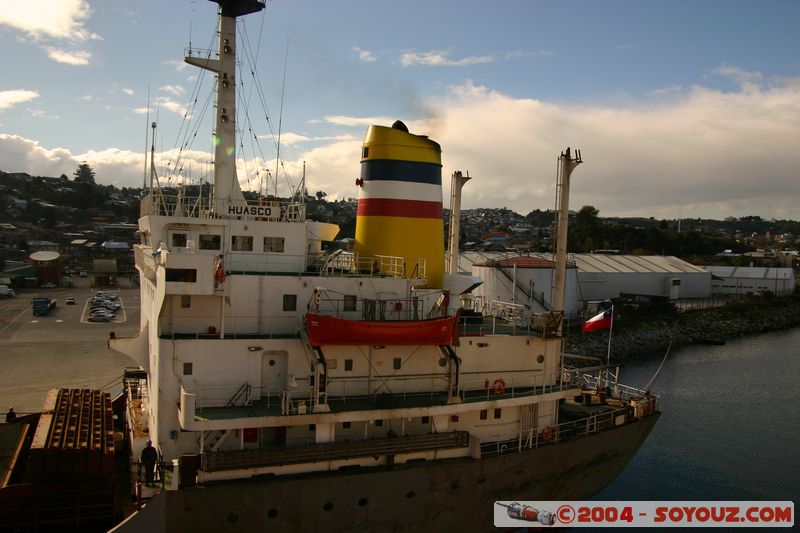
[227,205,272,216]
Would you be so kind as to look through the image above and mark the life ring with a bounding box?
[492,378,506,396]
[542,426,554,441]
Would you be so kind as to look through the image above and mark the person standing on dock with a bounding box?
[141,439,158,485]
[5,407,16,422]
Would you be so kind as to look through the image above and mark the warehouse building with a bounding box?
[703,266,795,296]
[458,252,711,318]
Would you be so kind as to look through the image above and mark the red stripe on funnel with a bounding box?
[357,198,442,218]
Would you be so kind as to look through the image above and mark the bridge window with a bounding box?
[232,235,253,251]
[199,234,221,250]
[171,232,187,248]
[181,295,191,308]
[264,236,285,253]
[166,268,197,282]
[494,408,502,419]
[342,422,351,429]
[393,358,401,370]
[183,362,193,375]
[343,294,357,312]
[480,409,487,420]
[344,359,353,371]
[283,294,297,311]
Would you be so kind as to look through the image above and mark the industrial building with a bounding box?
[458,252,711,317]
[703,266,795,296]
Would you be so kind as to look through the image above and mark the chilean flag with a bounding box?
[582,307,613,333]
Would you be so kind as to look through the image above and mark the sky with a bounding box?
[0,0,798,220]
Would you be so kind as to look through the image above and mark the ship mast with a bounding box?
[447,170,471,275]
[184,0,266,216]
[552,147,582,336]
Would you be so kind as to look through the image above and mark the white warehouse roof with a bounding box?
[574,254,706,274]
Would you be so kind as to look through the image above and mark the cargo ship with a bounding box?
[3,1,660,531]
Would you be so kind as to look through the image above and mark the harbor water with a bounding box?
[596,327,800,502]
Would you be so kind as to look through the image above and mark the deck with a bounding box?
[194,382,578,421]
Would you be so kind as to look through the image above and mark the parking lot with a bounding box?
[0,279,141,414]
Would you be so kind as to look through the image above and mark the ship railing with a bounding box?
[318,252,421,280]
[458,370,570,402]
[326,374,451,404]
[140,190,306,221]
[161,314,300,339]
[140,191,213,219]
[185,383,315,413]
[479,397,658,458]
[133,245,157,274]
[457,307,565,338]
[312,293,443,321]
[573,371,660,404]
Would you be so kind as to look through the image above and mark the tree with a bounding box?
[576,205,600,227]
[73,162,96,184]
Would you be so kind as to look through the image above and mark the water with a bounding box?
[596,328,800,502]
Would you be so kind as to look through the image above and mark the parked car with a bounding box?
[88,315,111,322]
[79,271,87,278]
[66,296,76,305]
[41,282,56,289]
[96,292,119,300]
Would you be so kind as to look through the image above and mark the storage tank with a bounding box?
[355,121,444,288]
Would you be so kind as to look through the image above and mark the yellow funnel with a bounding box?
[354,121,444,288]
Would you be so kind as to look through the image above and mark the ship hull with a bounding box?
[116,413,658,532]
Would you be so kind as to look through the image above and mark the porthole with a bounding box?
[537,354,545,363]
[478,477,486,485]
[227,513,239,523]
[358,498,368,507]
[324,502,333,511]
[451,482,459,490]
[267,509,278,519]
[269,359,275,366]
[406,490,416,498]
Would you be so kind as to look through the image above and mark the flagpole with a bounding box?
[605,305,614,384]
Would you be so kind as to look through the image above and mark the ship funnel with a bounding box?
[355,123,445,288]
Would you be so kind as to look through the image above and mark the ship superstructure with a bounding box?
[109,1,659,530]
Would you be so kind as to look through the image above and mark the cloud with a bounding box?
[505,49,555,59]
[2,66,798,220]
[159,84,185,96]
[0,0,99,65]
[399,50,495,68]
[294,68,800,220]
[0,134,75,176]
[320,115,396,127]
[418,71,800,219]
[710,64,764,91]
[0,89,39,110]
[258,132,357,146]
[133,96,188,117]
[45,47,91,66]
[121,88,134,96]
[352,46,376,63]
[0,0,95,40]
[161,59,189,72]
[398,49,550,69]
